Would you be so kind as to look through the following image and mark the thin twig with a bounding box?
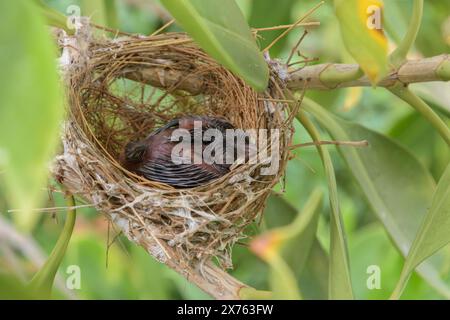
[90,22,136,37]
[288,57,319,67]
[150,19,175,36]
[263,1,324,52]
[253,21,320,32]
[257,98,296,103]
[286,30,308,65]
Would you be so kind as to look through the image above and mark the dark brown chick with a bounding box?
[121,115,235,188]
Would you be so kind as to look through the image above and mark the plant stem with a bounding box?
[29,194,77,298]
[390,266,413,300]
[390,0,423,67]
[295,107,353,299]
[389,85,450,147]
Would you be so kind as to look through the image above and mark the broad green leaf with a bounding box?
[302,97,450,298]
[334,0,388,84]
[160,0,269,91]
[297,112,354,299]
[0,1,65,230]
[393,162,450,298]
[249,0,296,56]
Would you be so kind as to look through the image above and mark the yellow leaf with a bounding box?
[335,0,389,84]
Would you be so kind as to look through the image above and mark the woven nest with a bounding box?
[53,25,294,269]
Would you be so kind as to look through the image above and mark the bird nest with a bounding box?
[53,25,294,270]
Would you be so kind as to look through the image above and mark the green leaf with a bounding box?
[264,195,329,299]
[334,0,388,84]
[412,82,450,118]
[389,86,450,147]
[349,224,442,299]
[302,97,450,298]
[249,0,296,56]
[389,0,423,67]
[298,240,329,300]
[81,0,107,26]
[239,287,272,300]
[297,112,354,299]
[160,0,269,91]
[268,254,302,300]
[0,273,41,299]
[104,0,119,30]
[29,196,77,298]
[251,189,324,299]
[35,0,73,34]
[392,162,450,298]
[267,193,322,273]
[0,0,65,230]
[276,189,324,274]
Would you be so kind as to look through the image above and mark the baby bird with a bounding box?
[121,115,235,188]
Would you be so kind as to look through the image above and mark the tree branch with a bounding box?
[287,54,450,90]
[123,54,450,93]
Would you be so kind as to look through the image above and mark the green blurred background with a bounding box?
[0,0,449,299]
